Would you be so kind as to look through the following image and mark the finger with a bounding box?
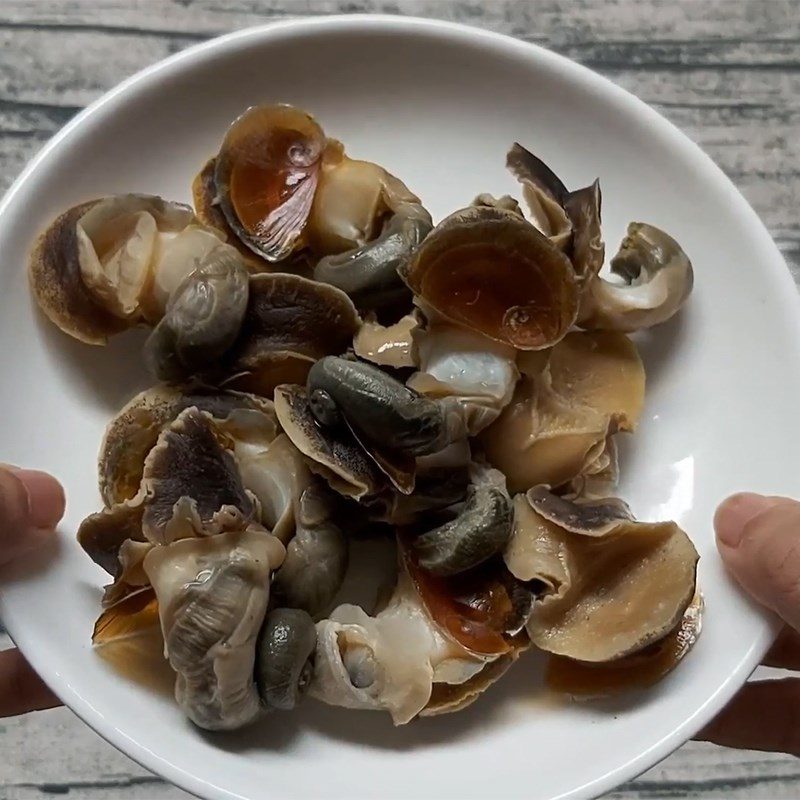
[0,648,60,717]
[12,470,66,529]
[715,493,800,631]
[764,626,800,670]
[0,467,65,564]
[697,679,800,756]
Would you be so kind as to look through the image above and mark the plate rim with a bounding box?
[0,14,793,800]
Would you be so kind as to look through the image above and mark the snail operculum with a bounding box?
[214,104,327,263]
[399,205,580,351]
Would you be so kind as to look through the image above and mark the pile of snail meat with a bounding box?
[30,104,700,730]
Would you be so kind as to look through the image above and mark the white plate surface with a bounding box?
[0,15,796,800]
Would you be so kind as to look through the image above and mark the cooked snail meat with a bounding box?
[59,110,701,729]
[364,464,470,525]
[99,384,275,507]
[232,432,311,544]
[579,222,694,332]
[547,330,645,432]
[255,608,317,711]
[220,272,360,396]
[78,494,146,577]
[407,313,519,434]
[564,434,620,500]
[411,474,512,576]
[471,193,524,216]
[313,201,432,313]
[506,144,572,249]
[79,405,258,583]
[353,312,420,369]
[272,482,349,617]
[144,246,250,381]
[480,374,608,493]
[30,194,221,344]
[506,143,603,281]
[506,146,692,331]
[307,356,466,457]
[205,103,431,281]
[545,595,703,696]
[141,407,255,543]
[423,649,522,716]
[508,488,698,662]
[274,384,382,499]
[480,330,644,492]
[144,528,285,730]
[310,566,494,725]
[29,200,128,344]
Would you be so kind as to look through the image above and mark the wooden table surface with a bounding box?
[1,2,798,798]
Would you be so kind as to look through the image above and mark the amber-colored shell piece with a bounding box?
[402,540,530,657]
[29,200,128,345]
[92,587,159,645]
[400,206,579,350]
[192,158,269,270]
[193,158,314,276]
[214,104,325,263]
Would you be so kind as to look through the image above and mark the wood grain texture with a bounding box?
[1,1,798,798]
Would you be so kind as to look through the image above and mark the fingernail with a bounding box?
[12,470,66,529]
[715,492,773,547]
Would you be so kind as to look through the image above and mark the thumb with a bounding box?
[0,467,66,566]
[715,493,800,631]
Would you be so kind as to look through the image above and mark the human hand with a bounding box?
[698,493,800,756]
[0,465,65,716]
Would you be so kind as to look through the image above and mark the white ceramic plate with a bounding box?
[0,15,797,800]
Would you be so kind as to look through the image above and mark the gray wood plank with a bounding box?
[0,1,797,278]
[1,704,799,800]
[0,1,798,799]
